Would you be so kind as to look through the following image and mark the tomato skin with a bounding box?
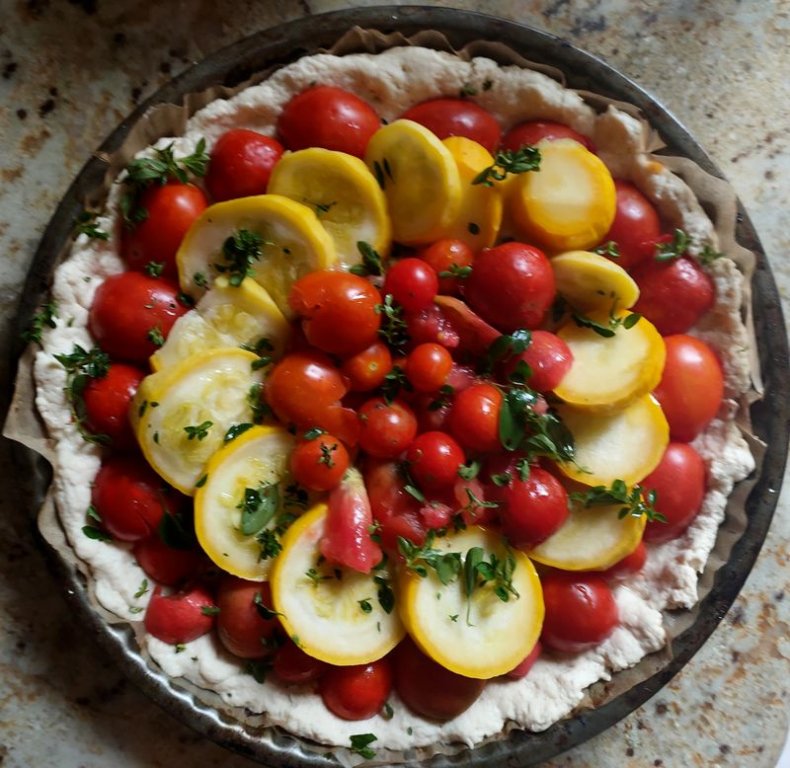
[642,443,706,543]
[601,540,647,579]
[417,238,474,296]
[599,181,662,270]
[393,636,485,721]
[91,455,181,541]
[494,466,570,549]
[464,242,555,332]
[653,335,724,442]
[502,330,573,392]
[290,433,350,492]
[319,657,393,720]
[383,258,439,314]
[289,270,381,356]
[405,342,453,392]
[405,431,465,492]
[400,98,501,153]
[632,256,715,335]
[205,129,284,202]
[216,578,280,659]
[502,120,594,153]
[144,584,216,645]
[89,272,188,365]
[505,640,542,679]
[277,85,380,158]
[341,341,392,392]
[133,536,204,587]
[273,638,326,685]
[447,382,502,454]
[364,460,426,550]
[404,303,460,349]
[540,571,619,653]
[357,397,418,459]
[82,362,145,448]
[121,182,207,278]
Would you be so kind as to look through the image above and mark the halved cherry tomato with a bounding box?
[632,256,715,335]
[642,442,706,543]
[393,636,485,720]
[653,335,724,442]
[365,460,426,550]
[133,536,205,587]
[540,571,619,653]
[405,342,453,392]
[91,455,183,542]
[290,432,350,492]
[404,303,460,349]
[416,238,474,296]
[383,258,439,313]
[205,129,285,202]
[121,182,207,278]
[289,270,382,356]
[277,85,381,158]
[400,98,501,153]
[144,583,216,644]
[357,397,417,459]
[502,120,594,153]
[273,638,327,685]
[341,341,392,392]
[463,242,555,331]
[405,431,465,492]
[216,578,281,659]
[501,330,573,393]
[82,362,145,449]
[447,382,502,454]
[599,180,661,270]
[319,657,393,720]
[89,272,188,366]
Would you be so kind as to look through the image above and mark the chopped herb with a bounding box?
[195,474,208,489]
[381,702,394,720]
[570,479,665,522]
[700,243,724,265]
[201,605,220,616]
[449,613,459,622]
[144,261,165,277]
[398,534,463,585]
[375,294,410,351]
[86,504,101,523]
[158,509,195,549]
[73,210,109,240]
[247,382,269,424]
[358,598,373,614]
[572,309,641,338]
[349,241,385,276]
[134,579,149,599]
[404,483,426,503]
[374,575,395,614]
[655,228,691,261]
[147,325,165,347]
[319,441,338,468]
[184,420,213,441]
[174,643,187,653]
[485,329,532,373]
[224,423,253,443]
[253,591,283,620]
[349,733,377,759]
[306,566,330,585]
[459,82,477,97]
[215,228,264,286]
[380,364,411,403]
[128,606,144,614]
[193,272,209,289]
[457,460,481,481]
[256,529,283,560]
[473,146,541,187]
[303,427,325,440]
[82,525,112,542]
[53,345,110,445]
[238,483,279,536]
[177,291,196,308]
[594,240,620,259]
[490,471,512,487]
[438,263,473,280]
[428,384,455,411]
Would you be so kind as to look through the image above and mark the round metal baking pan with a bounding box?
[12,6,790,767]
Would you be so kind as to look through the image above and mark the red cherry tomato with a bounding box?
[404,303,460,349]
[412,393,452,434]
[447,382,502,454]
[89,272,188,366]
[464,242,555,331]
[601,540,647,579]
[501,120,594,153]
[82,362,145,448]
[364,460,426,550]
[383,258,439,313]
[290,432,350,492]
[393,636,485,720]
[265,351,358,445]
[357,397,418,459]
[405,431,465,492]
[405,342,453,392]
[502,330,573,392]
[205,129,284,202]
[319,657,393,720]
[540,571,619,653]
[400,98,501,153]
[505,640,542,679]
[273,638,326,685]
[599,181,662,270]
[416,238,474,296]
[341,341,392,392]
[289,270,382,356]
[632,256,715,335]
[133,536,204,587]
[277,85,380,158]
[215,578,281,659]
[121,182,207,278]
[494,466,569,549]
[144,583,216,645]
[641,442,707,543]
[653,335,724,442]
[91,455,182,542]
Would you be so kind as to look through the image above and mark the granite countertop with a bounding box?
[0,2,787,767]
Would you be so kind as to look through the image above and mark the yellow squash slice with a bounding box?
[194,426,294,581]
[267,147,392,268]
[398,525,544,680]
[554,312,666,411]
[175,194,336,317]
[270,504,405,666]
[556,394,669,487]
[551,249,639,311]
[364,119,461,245]
[131,348,264,494]
[150,276,290,372]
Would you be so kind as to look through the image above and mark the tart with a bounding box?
[22,42,756,760]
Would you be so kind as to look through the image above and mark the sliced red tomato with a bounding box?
[364,460,426,551]
[400,98,501,152]
[144,584,216,645]
[501,330,573,392]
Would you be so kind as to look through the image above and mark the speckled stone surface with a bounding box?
[0,1,788,767]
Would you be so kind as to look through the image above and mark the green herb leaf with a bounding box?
[82,525,112,541]
[134,579,149,599]
[593,240,620,259]
[374,575,395,614]
[253,591,283,620]
[73,210,109,240]
[184,420,212,441]
[144,261,165,277]
[22,300,58,346]
[349,241,384,276]
[655,228,691,261]
[349,733,377,759]
[224,423,253,443]
[375,294,410,352]
[215,228,263,286]
[570,480,665,522]
[201,605,220,616]
[54,344,111,444]
[472,146,541,187]
[238,483,279,536]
